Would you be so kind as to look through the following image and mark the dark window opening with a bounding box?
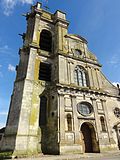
[67,114,72,131]
[39,62,51,81]
[100,116,106,132]
[39,96,47,126]
[40,30,52,52]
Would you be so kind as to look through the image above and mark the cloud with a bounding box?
[0,45,9,53]
[0,45,11,54]
[108,55,119,65]
[1,0,16,16]
[0,97,9,129]
[112,82,120,87]
[0,111,8,116]
[20,0,34,4]
[0,123,6,128]
[0,97,9,110]
[0,64,3,77]
[0,45,16,58]
[1,0,35,16]
[0,72,3,78]
[8,64,15,72]
[107,52,120,67]
[81,1,107,32]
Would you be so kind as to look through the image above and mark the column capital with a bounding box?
[90,96,96,101]
[58,93,65,96]
[70,94,76,98]
[100,99,106,102]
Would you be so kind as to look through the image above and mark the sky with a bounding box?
[0,0,120,128]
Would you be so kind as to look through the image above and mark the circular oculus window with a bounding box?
[77,102,93,116]
[74,49,82,56]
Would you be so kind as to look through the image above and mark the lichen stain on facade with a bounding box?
[0,2,120,158]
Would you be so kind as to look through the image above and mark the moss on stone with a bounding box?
[42,12,52,20]
[30,107,37,125]
[37,31,40,45]
[34,58,40,81]
[32,93,38,104]
[0,149,40,159]
[0,151,13,159]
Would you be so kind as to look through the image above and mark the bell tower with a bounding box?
[0,2,69,156]
[1,2,119,158]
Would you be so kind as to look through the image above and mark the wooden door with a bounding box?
[81,123,93,153]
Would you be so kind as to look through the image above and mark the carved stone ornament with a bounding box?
[114,107,120,118]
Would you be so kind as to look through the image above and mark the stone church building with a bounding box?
[0,2,120,157]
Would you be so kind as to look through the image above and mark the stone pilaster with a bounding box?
[70,62,74,84]
[32,14,41,45]
[59,94,65,143]
[71,96,79,144]
[59,56,65,84]
[87,67,94,89]
[96,69,102,89]
[67,61,70,84]
[92,68,99,89]
[102,99,114,143]
[91,98,101,139]
[54,10,69,53]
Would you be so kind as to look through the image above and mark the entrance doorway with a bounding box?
[114,123,120,149]
[81,122,99,153]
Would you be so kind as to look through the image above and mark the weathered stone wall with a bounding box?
[1,2,120,158]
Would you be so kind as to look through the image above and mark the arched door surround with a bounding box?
[81,122,100,153]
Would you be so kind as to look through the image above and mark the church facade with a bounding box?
[0,2,120,157]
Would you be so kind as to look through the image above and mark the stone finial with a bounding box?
[31,2,42,12]
[36,2,42,9]
[54,10,66,20]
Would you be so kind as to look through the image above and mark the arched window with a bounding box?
[100,116,106,132]
[40,30,52,52]
[67,114,72,131]
[39,96,47,126]
[74,66,87,87]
